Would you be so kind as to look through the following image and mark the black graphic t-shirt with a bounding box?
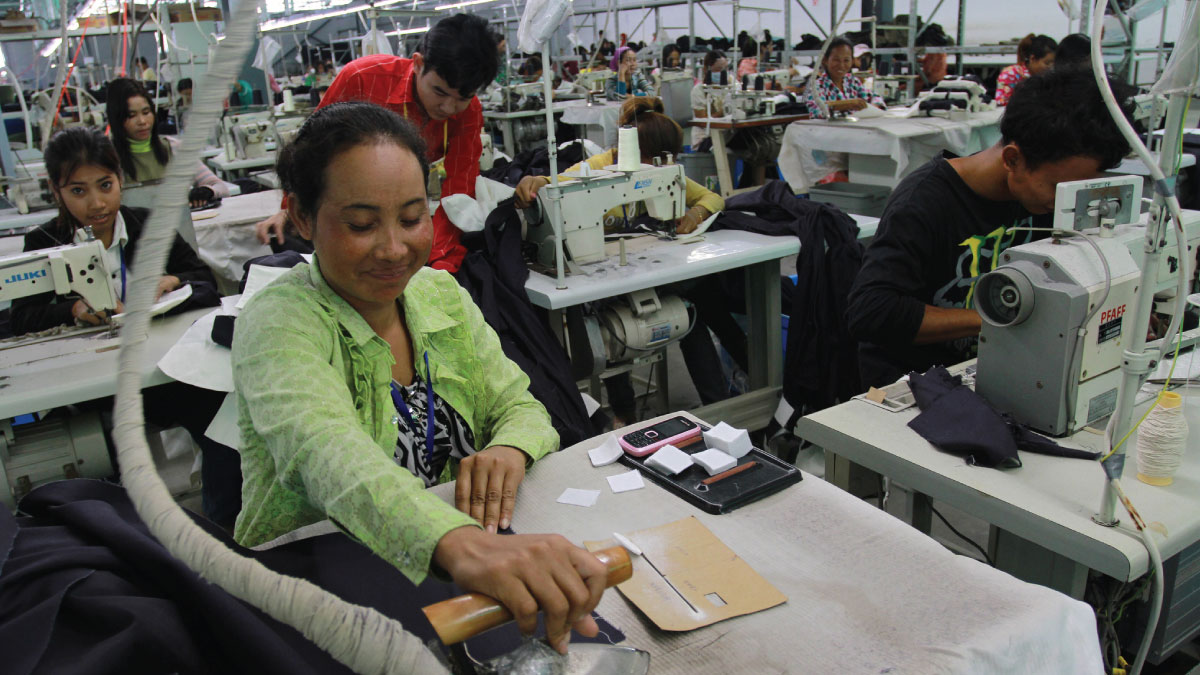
[847,152,1050,387]
[391,379,477,487]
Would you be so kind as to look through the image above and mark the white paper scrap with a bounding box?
[645,444,694,475]
[588,436,624,467]
[236,264,291,309]
[556,488,600,507]
[607,469,645,493]
[692,448,737,476]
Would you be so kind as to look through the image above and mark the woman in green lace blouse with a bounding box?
[231,102,605,653]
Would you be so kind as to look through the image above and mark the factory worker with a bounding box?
[10,127,217,334]
[106,78,230,208]
[512,97,729,424]
[513,96,722,234]
[606,46,652,100]
[232,102,605,653]
[137,56,157,83]
[805,36,886,118]
[846,69,1134,388]
[254,13,499,275]
[995,34,1057,106]
[690,50,729,148]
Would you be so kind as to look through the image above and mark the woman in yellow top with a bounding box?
[515,97,729,424]
[514,97,723,234]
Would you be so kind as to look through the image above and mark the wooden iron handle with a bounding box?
[421,545,632,645]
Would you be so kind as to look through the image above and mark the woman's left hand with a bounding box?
[155,275,182,301]
[456,445,529,533]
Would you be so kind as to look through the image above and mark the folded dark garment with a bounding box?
[906,367,1100,467]
[211,313,235,348]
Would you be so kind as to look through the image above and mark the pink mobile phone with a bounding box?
[618,416,703,457]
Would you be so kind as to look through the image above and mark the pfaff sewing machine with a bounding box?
[916,76,993,116]
[524,161,687,268]
[975,177,1200,436]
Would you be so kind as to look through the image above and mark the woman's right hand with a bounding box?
[514,175,550,209]
[72,298,124,325]
[433,526,607,654]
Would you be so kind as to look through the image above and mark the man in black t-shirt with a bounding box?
[846,69,1134,387]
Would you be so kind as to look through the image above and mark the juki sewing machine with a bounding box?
[524,160,687,267]
[975,177,1200,436]
[0,238,121,509]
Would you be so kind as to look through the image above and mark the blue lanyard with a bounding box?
[118,242,126,303]
[390,351,436,466]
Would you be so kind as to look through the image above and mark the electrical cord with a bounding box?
[929,504,994,566]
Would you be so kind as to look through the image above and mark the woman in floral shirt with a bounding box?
[994,34,1057,106]
[805,37,886,118]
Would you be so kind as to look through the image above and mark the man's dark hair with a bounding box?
[1000,68,1134,171]
[419,13,498,97]
[177,77,193,92]
[1055,34,1092,71]
[276,102,429,220]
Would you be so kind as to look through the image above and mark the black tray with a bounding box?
[617,427,802,514]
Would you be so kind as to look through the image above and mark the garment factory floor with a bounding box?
[163,250,1200,671]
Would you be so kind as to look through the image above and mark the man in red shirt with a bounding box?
[255,13,498,273]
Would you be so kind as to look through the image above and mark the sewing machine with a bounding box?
[0,238,119,313]
[5,149,55,214]
[525,161,687,267]
[916,76,993,116]
[220,111,275,161]
[974,178,1200,436]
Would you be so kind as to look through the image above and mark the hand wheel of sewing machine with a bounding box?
[422,545,650,674]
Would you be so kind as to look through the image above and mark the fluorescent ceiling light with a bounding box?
[434,0,499,10]
[391,24,431,35]
[261,0,407,31]
[39,38,62,57]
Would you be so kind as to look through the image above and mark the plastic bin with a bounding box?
[808,182,892,218]
[680,150,737,195]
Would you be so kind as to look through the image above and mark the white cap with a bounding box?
[853,43,871,58]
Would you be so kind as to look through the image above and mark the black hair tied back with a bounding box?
[275,102,430,219]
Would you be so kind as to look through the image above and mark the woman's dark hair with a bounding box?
[419,13,499,98]
[276,102,429,219]
[106,77,169,181]
[1001,68,1133,171]
[1016,33,1057,66]
[704,50,726,71]
[661,44,680,64]
[616,97,683,163]
[1055,34,1091,71]
[821,36,855,65]
[44,127,122,239]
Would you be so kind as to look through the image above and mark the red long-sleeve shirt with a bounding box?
[319,55,481,272]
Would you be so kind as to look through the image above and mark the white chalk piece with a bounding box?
[616,126,642,172]
[612,531,642,556]
[645,444,694,475]
[588,436,624,467]
[607,469,646,493]
[691,448,737,476]
[556,488,600,507]
[703,421,753,459]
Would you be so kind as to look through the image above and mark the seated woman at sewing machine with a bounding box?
[605,46,653,101]
[804,36,886,118]
[232,102,606,652]
[512,97,730,424]
[10,127,218,335]
[512,97,721,234]
[106,78,230,209]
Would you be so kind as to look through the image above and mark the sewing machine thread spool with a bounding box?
[617,126,641,172]
[1136,392,1188,486]
[282,89,295,112]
